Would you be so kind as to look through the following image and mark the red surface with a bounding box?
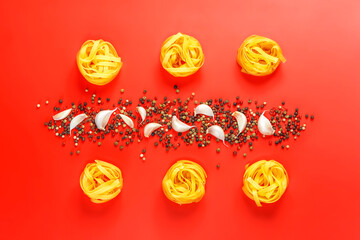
[1,0,360,239]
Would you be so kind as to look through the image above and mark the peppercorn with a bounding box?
[216,164,220,168]
[216,148,220,153]
[233,151,237,155]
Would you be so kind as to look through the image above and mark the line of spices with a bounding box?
[44,92,314,155]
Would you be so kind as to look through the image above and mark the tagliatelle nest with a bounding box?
[237,35,286,76]
[77,39,122,85]
[160,33,204,77]
[242,160,288,207]
[162,160,207,204]
[80,160,123,203]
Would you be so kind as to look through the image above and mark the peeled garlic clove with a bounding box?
[69,113,87,135]
[194,104,215,119]
[232,111,247,135]
[206,125,228,147]
[119,114,134,128]
[258,111,275,135]
[136,106,146,123]
[144,123,162,138]
[95,109,117,131]
[171,116,195,132]
[53,108,72,121]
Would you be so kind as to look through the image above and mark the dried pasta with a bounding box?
[242,160,288,207]
[77,39,122,85]
[237,35,286,76]
[80,160,123,203]
[160,33,204,77]
[162,160,207,204]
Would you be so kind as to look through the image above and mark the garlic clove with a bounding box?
[144,123,162,138]
[232,111,247,135]
[194,104,215,120]
[171,116,195,132]
[206,125,228,147]
[69,113,87,135]
[53,108,72,121]
[119,114,134,128]
[95,109,117,131]
[136,106,146,123]
[258,111,275,136]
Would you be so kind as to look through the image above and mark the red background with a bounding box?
[1,0,360,239]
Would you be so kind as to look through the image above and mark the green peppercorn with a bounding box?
[216,148,220,153]
[216,164,220,168]
[98,142,101,146]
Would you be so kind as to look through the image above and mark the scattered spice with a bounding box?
[44,93,313,156]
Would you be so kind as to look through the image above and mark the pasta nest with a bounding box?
[237,35,286,76]
[160,33,204,77]
[80,160,123,203]
[162,160,207,204]
[242,160,288,207]
[77,39,122,85]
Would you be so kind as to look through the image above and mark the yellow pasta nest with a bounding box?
[237,35,286,76]
[160,33,204,77]
[80,160,123,203]
[77,39,122,85]
[162,160,207,205]
[242,160,288,207]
